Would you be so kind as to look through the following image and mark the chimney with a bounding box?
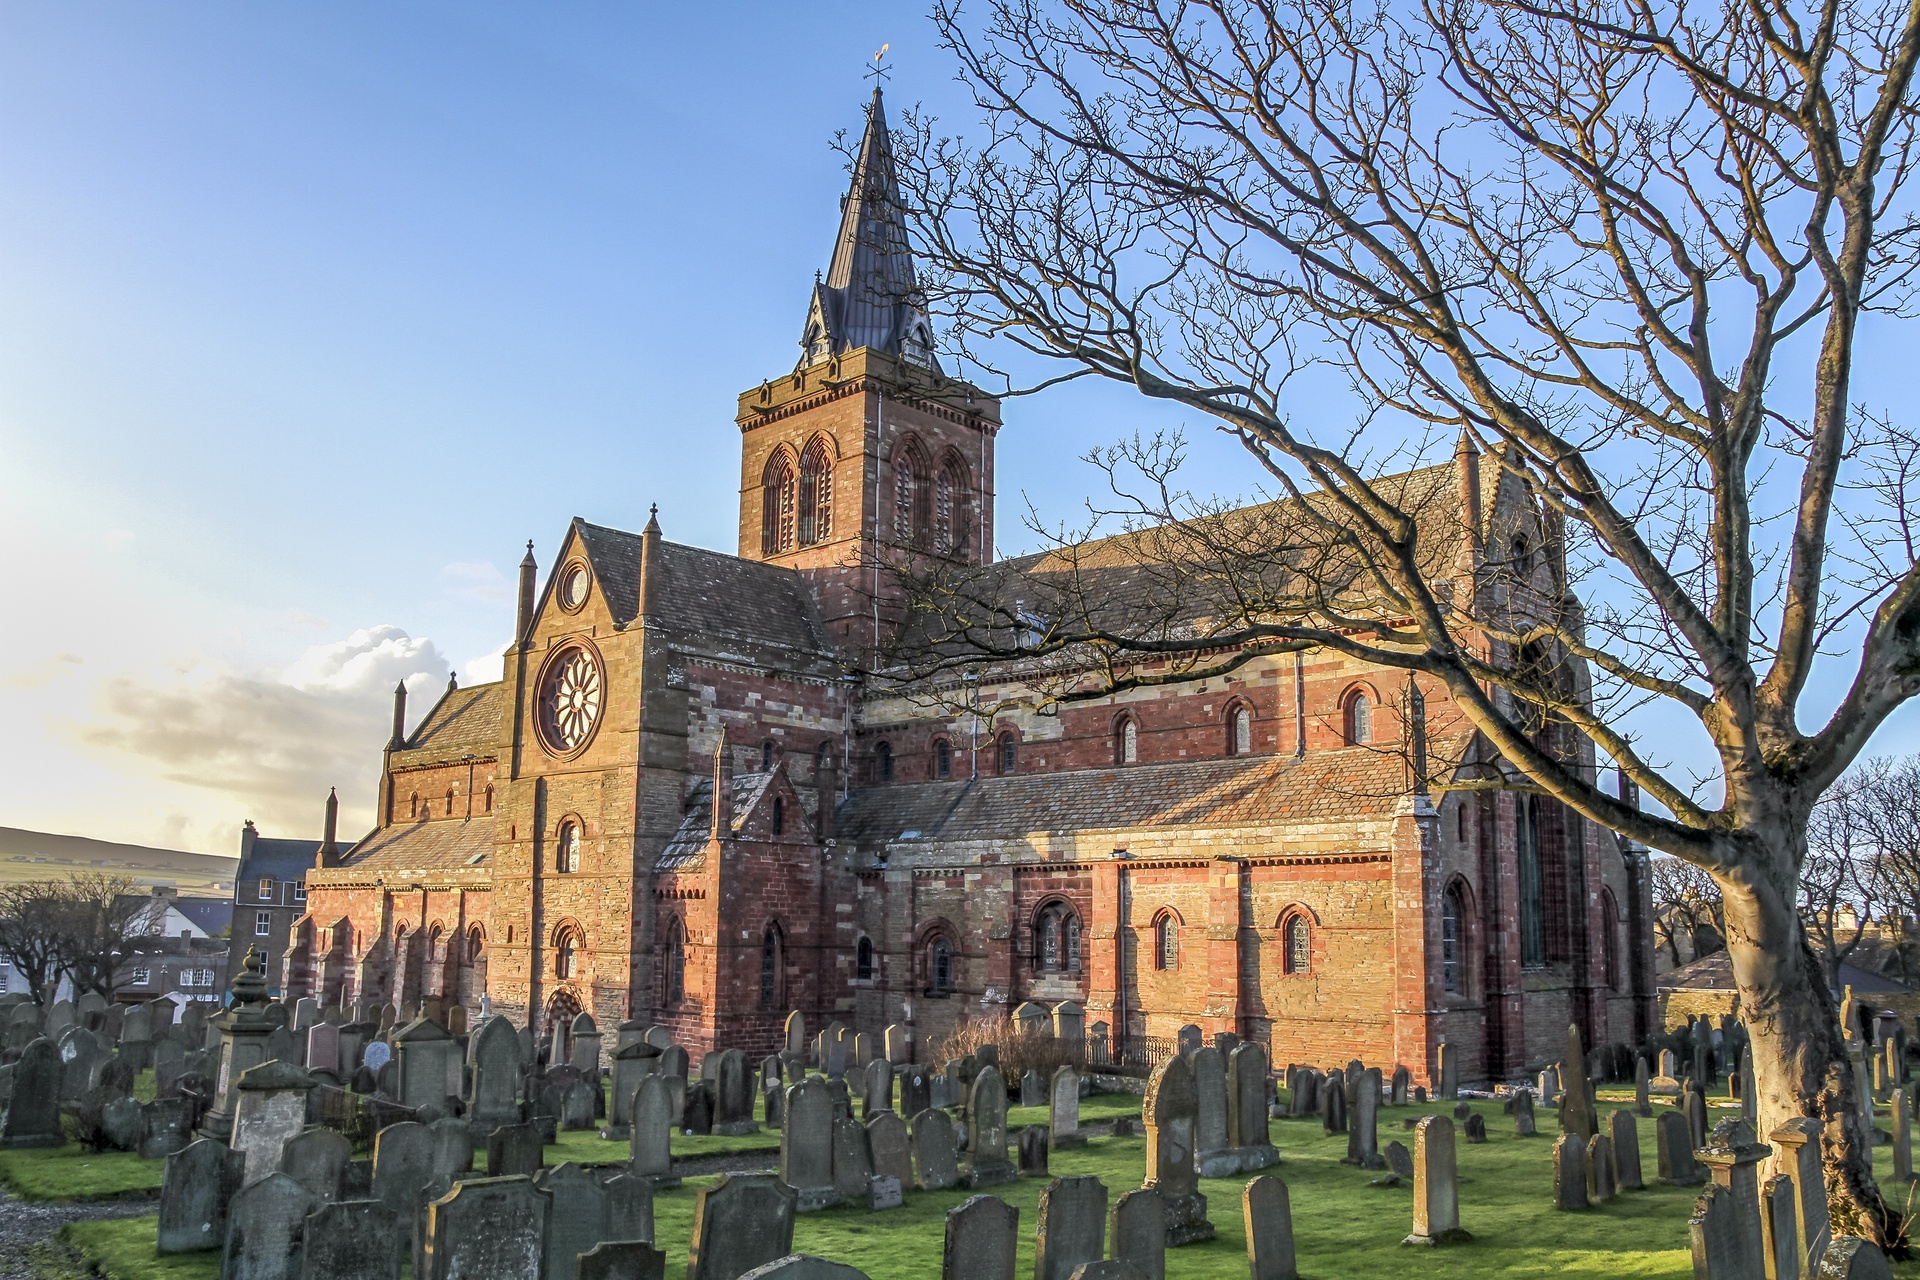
[389,681,408,749]
[319,787,340,867]
[712,729,733,840]
[516,541,537,647]
[239,819,258,861]
[1455,429,1483,566]
[817,751,838,841]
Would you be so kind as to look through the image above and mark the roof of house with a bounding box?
[338,816,495,874]
[168,897,235,936]
[836,745,1418,850]
[1658,950,1917,996]
[394,682,505,766]
[237,836,322,885]
[657,771,799,870]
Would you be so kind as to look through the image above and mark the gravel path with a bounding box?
[0,1189,156,1280]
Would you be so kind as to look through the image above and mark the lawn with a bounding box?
[48,1092,1920,1280]
[0,1146,164,1202]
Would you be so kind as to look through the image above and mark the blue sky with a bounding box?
[0,3,1910,854]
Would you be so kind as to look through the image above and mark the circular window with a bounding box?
[558,561,592,612]
[538,645,604,755]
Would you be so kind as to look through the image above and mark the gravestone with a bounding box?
[1110,1188,1165,1280]
[1634,1056,1654,1116]
[944,1194,1018,1280]
[1035,1175,1107,1280]
[1761,1175,1800,1280]
[488,1121,543,1177]
[1559,1024,1594,1142]
[1053,1003,1085,1051]
[1242,1176,1297,1280]
[0,1038,62,1148]
[232,1059,316,1186]
[223,1172,314,1280]
[1513,1088,1537,1136]
[1018,1125,1050,1176]
[968,1066,1016,1187]
[1342,1068,1385,1170]
[683,1080,715,1135]
[428,1116,474,1178]
[466,1016,521,1135]
[1689,1182,1764,1280]
[1015,1003,1050,1037]
[853,1032,876,1070]
[1772,1117,1832,1267]
[1390,1066,1410,1107]
[865,1058,895,1119]
[1463,1114,1486,1144]
[685,1173,797,1280]
[885,1022,911,1065]
[1385,1140,1413,1178]
[1894,1087,1913,1182]
[1022,1069,1046,1108]
[1698,1119,1772,1277]
[1226,1043,1277,1170]
[1051,1066,1085,1148]
[306,1023,341,1076]
[141,1096,195,1159]
[1610,1110,1643,1190]
[783,1077,839,1210]
[1657,1110,1706,1186]
[912,1108,961,1191]
[765,1082,785,1130]
[301,1199,402,1280]
[1143,1054,1213,1245]
[1436,1043,1458,1100]
[1176,1025,1203,1058]
[831,1115,874,1202]
[372,1121,436,1233]
[1553,1133,1589,1211]
[1190,1047,1235,1176]
[159,1138,244,1254]
[785,1011,806,1059]
[579,1241,666,1280]
[717,1048,758,1135]
[1820,1238,1896,1280]
[1320,1077,1345,1135]
[280,1128,352,1204]
[868,1110,913,1188]
[631,1073,678,1186]
[101,1096,143,1151]
[569,1012,601,1074]
[1404,1116,1467,1245]
[534,1162,611,1280]
[421,1175,547,1280]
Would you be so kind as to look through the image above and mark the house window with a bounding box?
[1442,886,1464,993]
[1154,913,1178,971]
[1230,706,1252,755]
[760,924,783,1009]
[929,937,953,995]
[1283,915,1310,975]
[856,936,874,981]
[876,742,893,783]
[292,882,306,902]
[258,877,274,901]
[556,822,581,874]
[664,919,685,1006]
[1345,692,1372,745]
[998,733,1017,775]
[934,739,952,779]
[1116,718,1138,765]
[255,911,272,937]
[132,966,151,985]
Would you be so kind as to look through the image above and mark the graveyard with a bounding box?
[2,971,1914,1280]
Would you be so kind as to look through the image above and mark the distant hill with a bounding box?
[0,826,237,895]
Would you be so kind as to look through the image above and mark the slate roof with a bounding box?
[338,816,495,873]
[574,522,834,656]
[395,682,504,765]
[1659,950,1916,996]
[835,746,1417,850]
[657,773,780,870]
[237,837,321,884]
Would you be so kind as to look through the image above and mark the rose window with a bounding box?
[540,647,603,752]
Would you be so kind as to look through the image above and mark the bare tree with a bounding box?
[1651,855,1727,967]
[1850,755,1920,982]
[1800,769,1882,986]
[0,880,75,1009]
[55,875,160,1003]
[888,0,1920,1242]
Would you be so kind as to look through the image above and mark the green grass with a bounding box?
[1009,1092,1142,1129]
[0,1146,164,1202]
[50,1094,1920,1279]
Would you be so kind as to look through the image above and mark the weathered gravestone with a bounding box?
[1110,1187,1165,1280]
[233,1059,315,1186]
[141,1096,196,1159]
[1385,1141,1414,1179]
[1022,1069,1047,1108]
[738,1257,871,1280]
[160,1138,244,1254]
[0,1038,62,1148]
[101,1095,143,1152]
[1051,1066,1085,1149]
[1319,1075,1345,1135]
[1772,1117,1832,1267]
[1761,1175,1799,1280]
[1342,1068,1385,1169]
[686,1173,797,1280]
[717,1048,758,1135]
[912,1108,961,1192]
[1436,1043,1458,1100]
[1018,1125,1050,1177]
[968,1067,1016,1187]
[422,1175,547,1280]
[1560,1024,1596,1143]
[867,1111,913,1189]
[1689,1182,1763,1280]
[223,1172,314,1280]
[534,1162,616,1280]
[301,1198,402,1280]
[280,1128,352,1204]
[1143,1054,1213,1245]
[1176,1025,1203,1058]
[631,1073,679,1187]
[1226,1043,1278,1171]
[1609,1110,1643,1190]
[865,1058,896,1119]
[944,1193,1018,1280]
[831,1116,874,1203]
[783,1077,838,1210]
[1634,1056,1654,1116]
[1190,1047,1234,1176]
[1404,1115,1469,1245]
[1513,1088,1537,1136]
[1242,1175,1297,1280]
[465,1016,521,1135]
[1035,1175,1106,1280]
[1390,1066,1410,1107]
[488,1121,543,1178]
[578,1241,667,1280]
[1820,1237,1896,1280]
[372,1121,437,1242]
[1657,1110,1706,1186]
[1554,1133,1589,1211]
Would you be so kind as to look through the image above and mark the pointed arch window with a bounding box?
[998,732,1018,775]
[1229,706,1252,756]
[555,821,581,874]
[799,439,834,547]
[875,741,893,783]
[895,451,917,543]
[928,936,954,995]
[1442,884,1465,992]
[664,917,686,1006]
[856,936,874,982]
[1154,912,1179,971]
[761,453,797,555]
[1116,717,1139,765]
[1345,691,1372,745]
[934,739,952,780]
[760,922,784,1009]
[1283,914,1311,975]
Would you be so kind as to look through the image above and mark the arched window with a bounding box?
[934,455,970,555]
[875,741,893,783]
[664,918,686,1006]
[761,740,776,770]
[1345,691,1372,745]
[555,821,581,874]
[555,927,581,981]
[929,937,954,994]
[761,452,797,555]
[760,923,784,1009]
[445,788,455,816]
[1456,801,1467,842]
[798,438,834,547]
[856,936,874,981]
[998,732,1017,775]
[895,449,918,542]
[1229,705,1252,756]
[409,793,419,819]
[1283,914,1311,975]
[771,796,785,836]
[1034,902,1082,973]
[466,926,484,966]
[934,739,952,780]
[1442,884,1466,993]
[1511,534,1534,573]
[1601,888,1622,991]
[1116,717,1139,765]
[935,467,954,551]
[1518,796,1545,968]
[484,785,494,814]
[1154,912,1179,971]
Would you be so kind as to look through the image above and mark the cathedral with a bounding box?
[289,90,1658,1088]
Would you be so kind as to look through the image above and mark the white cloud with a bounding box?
[463,645,508,686]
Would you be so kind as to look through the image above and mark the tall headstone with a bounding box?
[279,1128,352,1205]
[232,1059,316,1186]
[1553,1133,1588,1211]
[1894,1087,1914,1183]
[1051,1066,1085,1148]
[535,1162,613,1280]
[913,1108,961,1192]
[1772,1118,1832,1267]
[1053,1003,1085,1053]
[782,1077,839,1210]
[865,1058,896,1118]
[867,1110,913,1188]
[223,1172,314,1280]
[1657,1110,1706,1186]
[631,1072,678,1186]
[421,1175,547,1280]
[1342,1068,1384,1169]
[1404,1115,1469,1244]
[967,1067,1015,1187]
[944,1194,1018,1280]
[1035,1175,1107,1280]
[686,1173,797,1280]
[1142,1055,1213,1245]
[1609,1110,1643,1190]
[1226,1043,1277,1170]
[785,1011,806,1059]
[1689,1183,1760,1280]
[0,1038,62,1148]
[487,1121,542,1178]
[1634,1056,1654,1117]
[1189,1047,1233,1176]
[1176,1025,1203,1058]
[465,1016,521,1136]
[1761,1175,1800,1280]
[1697,1120,1773,1278]
[1513,1088,1537,1136]
[159,1138,244,1254]
[1109,1188,1165,1280]
[301,1199,403,1280]
[569,1012,601,1074]
[1560,1024,1595,1142]
[717,1048,758,1136]
[1586,1134,1616,1202]
[884,1023,911,1065]
[1242,1176,1297,1280]
[1436,1043,1458,1100]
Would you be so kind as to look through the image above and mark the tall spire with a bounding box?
[798,89,940,372]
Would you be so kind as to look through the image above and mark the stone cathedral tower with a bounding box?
[734,89,1002,662]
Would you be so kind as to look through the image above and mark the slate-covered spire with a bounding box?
[798,88,940,372]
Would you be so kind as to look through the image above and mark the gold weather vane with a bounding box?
[866,43,891,82]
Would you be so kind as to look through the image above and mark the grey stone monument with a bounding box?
[686,1173,797,1280]
[223,1172,314,1280]
[1142,1054,1212,1245]
[1404,1115,1469,1245]
[1035,1175,1107,1280]
[1109,1188,1165,1280]
[944,1194,1018,1280]
[1242,1175,1297,1280]
[421,1175,547,1280]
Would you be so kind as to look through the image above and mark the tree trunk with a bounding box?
[1721,855,1905,1253]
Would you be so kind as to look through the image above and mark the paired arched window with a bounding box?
[798,438,834,547]
[554,925,583,981]
[1344,690,1372,745]
[1441,883,1467,993]
[875,741,894,783]
[998,732,1018,775]
[1153,911,1179,971]
[925,932,955,995]
[1282,913,1311,975]
[856,936,875,981]
[1034,902,1082,973]
[761,451,798,555]
[934,739,952,780]
[663,918,686,1006]
[555,821,581,874]
[760,922,784,1009]
[1116,716,1139,765]
[1227,704,1253,756]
